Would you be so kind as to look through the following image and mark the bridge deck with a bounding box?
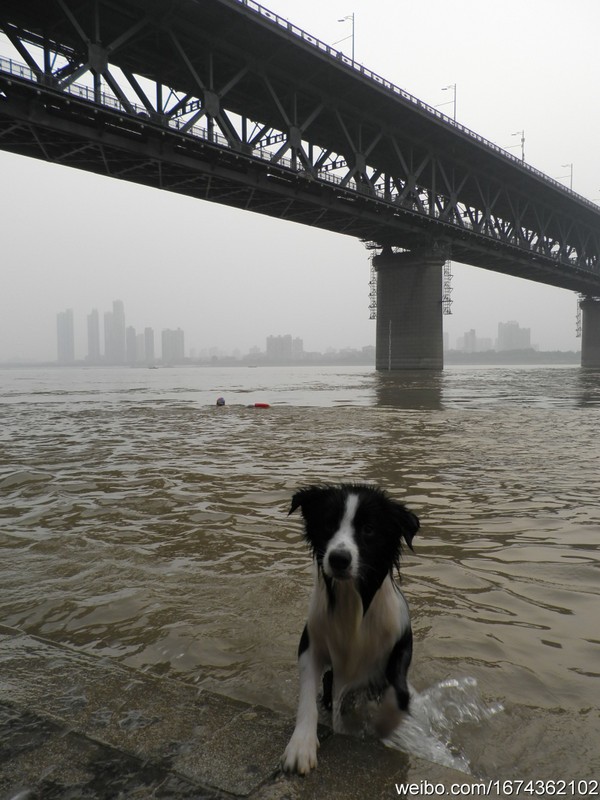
[1,0,599,294]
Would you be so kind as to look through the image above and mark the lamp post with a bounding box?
[561,163,573,190]
[337,13,355,62]
[441,83,457,120]
[511,130,525,162]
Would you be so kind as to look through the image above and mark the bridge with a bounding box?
[2,0,600,368]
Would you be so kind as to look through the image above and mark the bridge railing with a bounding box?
[1,13,595,219]
[233,0,598,213]
[0,52,341,178]
[0,54,34,81]
[0,53,591,269]
[1,2,597,218]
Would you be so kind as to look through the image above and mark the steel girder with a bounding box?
[1,0,600,294]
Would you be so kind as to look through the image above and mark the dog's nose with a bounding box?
[328,548,352,573]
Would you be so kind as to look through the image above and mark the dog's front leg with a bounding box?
[331,686,346,734]
[376,627,413,738]
[282,626,325,775]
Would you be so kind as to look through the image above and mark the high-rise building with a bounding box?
[266,334,292,361]
[456,330,495,352]
[497,321,531,351]
[57,309,75,363]
[136,333,146,363]
[104,300,126,364]
[87,309,101,363]
[126,326,137,364]
[161,328,185,364]
[266,334,304,362]
[144,327,155,365]
[463,329,477,353]
[292,337,304,360]
[104,311,113,361]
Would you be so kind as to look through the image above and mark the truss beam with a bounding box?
[1,0,599,293]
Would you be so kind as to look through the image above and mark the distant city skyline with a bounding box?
[46,303,581,371]
[50,303,377,366]
[26,305,583,368]
[451,320,535,353]
[55,300,184,366]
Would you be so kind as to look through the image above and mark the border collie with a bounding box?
[281,483,419,775]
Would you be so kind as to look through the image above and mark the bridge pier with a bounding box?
[373,248,445,370]
[580,297,600,368]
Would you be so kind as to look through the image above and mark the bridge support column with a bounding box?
[580,297,600,368]
[373,248,445,370]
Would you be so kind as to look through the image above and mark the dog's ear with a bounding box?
[391,502,420,551]
[289,486,322,516]
[289,490,304,515]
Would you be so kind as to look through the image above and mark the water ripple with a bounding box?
[1,365,599,780]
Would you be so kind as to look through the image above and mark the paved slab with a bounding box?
[0,626,477,799]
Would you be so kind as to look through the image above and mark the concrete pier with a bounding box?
[373,248,445,370]
[580,296,600,368]
[0,625,476,799]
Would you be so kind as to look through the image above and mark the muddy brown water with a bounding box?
[1,365,599,783]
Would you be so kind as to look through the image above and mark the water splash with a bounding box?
[383,677,504,773]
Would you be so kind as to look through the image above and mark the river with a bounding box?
[1,364,599,783]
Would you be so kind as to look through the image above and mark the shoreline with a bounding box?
[0,351,583,369]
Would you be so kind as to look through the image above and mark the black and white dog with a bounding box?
[281,483,419,775]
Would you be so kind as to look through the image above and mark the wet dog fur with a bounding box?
[281,483,419,774]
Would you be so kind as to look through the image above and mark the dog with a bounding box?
[281,483,419,775]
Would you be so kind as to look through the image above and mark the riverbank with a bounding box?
[0,625,477,799]
[0,349,582,370]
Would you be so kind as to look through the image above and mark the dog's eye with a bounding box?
[362,524,375,538]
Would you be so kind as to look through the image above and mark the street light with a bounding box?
[337,13,355,62]
[512,130,525,162]
[441,83,457,120]
[560,162,573,190]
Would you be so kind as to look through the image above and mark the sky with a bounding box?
[2,0,600,362]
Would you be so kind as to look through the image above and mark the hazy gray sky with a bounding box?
[2,0,599,361]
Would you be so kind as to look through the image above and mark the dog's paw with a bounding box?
[374,685,409,738]
[281,731,319,775]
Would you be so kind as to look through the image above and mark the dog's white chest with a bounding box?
[310,578,405,687]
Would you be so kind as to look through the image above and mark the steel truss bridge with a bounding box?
[1,0,600,296]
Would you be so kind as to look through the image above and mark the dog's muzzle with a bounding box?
[326,548,353,579]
